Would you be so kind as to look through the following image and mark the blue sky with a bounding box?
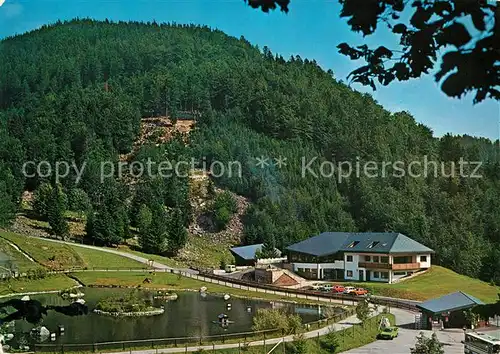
[0,0,498,140]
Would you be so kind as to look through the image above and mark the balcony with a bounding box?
[358,262,421,270]
[358,262,391,270]
[392,262,421,270]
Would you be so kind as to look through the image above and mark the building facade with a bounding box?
[286,232,433,284]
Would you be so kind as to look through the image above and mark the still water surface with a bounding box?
[9,288,327,344]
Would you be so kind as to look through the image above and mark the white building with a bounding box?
[286,232,433,284]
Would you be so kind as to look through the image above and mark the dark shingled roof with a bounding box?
[230,244,264,260]
[286,232,434,257]
[416,291,484,314]
[286,232,351,257]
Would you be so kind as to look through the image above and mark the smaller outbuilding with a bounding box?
[416,291,484,330]
[229,244,285,266]
[230,244,264,266]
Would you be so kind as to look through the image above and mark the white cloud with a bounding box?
[0,0,5,7]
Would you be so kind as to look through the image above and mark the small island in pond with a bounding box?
[94,291,164,317]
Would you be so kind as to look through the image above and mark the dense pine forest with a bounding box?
[0,19,499,283]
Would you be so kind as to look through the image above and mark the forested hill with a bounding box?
[0,19,499,284]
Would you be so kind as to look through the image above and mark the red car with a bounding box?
[352,288,369,296]
[331,285,345,293]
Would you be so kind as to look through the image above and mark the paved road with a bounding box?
[344,328,464,354]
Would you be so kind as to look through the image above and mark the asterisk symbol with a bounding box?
[255,156,270,169]
[274,156,287,168]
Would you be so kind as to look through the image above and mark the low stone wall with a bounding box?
[93,308,165,317]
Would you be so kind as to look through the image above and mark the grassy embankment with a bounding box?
[343,266,499,303]
[213,313,396,354]
[0,231,145,295]
[0,231,145,269]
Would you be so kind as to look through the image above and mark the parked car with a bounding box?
[320,284,333,292]
[331,285,345,293]
[311,283,322,291]
[352,288,369,296]
[343,286,355,294]
[377,326,399,340]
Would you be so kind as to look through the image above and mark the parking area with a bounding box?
[344,328,464,354]
[345,308,465,354]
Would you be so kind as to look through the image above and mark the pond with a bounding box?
[2,288,340,347]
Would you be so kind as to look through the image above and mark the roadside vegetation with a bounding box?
[215,313,396,354]
[252,308,302,333]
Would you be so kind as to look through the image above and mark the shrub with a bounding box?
[320,330,340,353]
[252,309,302,333]
[95,291,154,313]
[287,333,308,354]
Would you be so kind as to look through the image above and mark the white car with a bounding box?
[320,284,333,292]
[343,286,355,294]
[311,283,322,290]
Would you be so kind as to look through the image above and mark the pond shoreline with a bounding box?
[0,285,83,299]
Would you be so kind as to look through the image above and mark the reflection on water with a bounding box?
[3,288,330,345]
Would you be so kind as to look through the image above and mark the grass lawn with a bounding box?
[0,231,147,270]
[118,246,187,268]
[345,266,500,303]
[0,230,86,270]
[0,237,40,272]
[0,274,77,296]
[67,245,147,269]
[216,313,396,354]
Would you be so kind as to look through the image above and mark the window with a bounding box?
[364,255,371,262]
[372,256,379,263]
[381,256,389,263]
[367,241,380,249]
[373,271,380,278]
[346,255,353,262]
[346,270,353,277]
[381,272,389,279]
[393,256,412,264]
[347,241,360,248]
[420,255,427,262]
